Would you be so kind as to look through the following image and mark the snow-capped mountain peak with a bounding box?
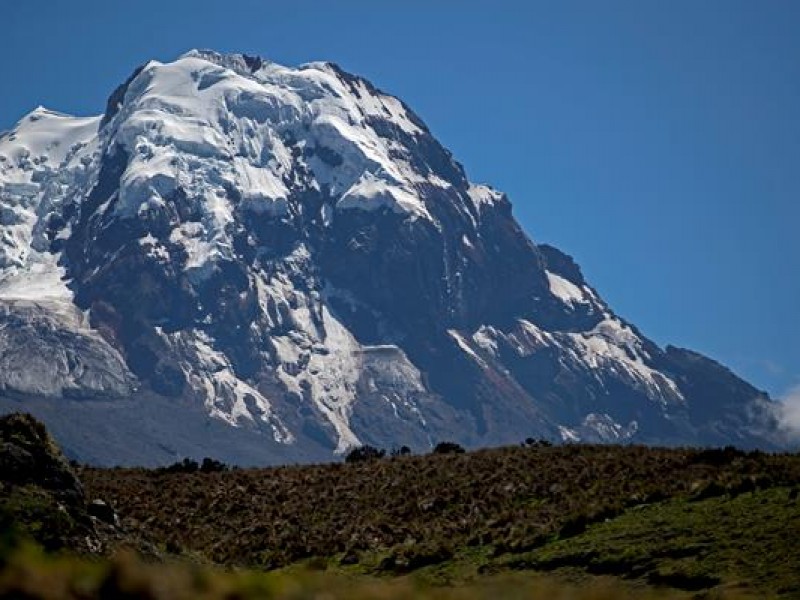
[0,51,780,465]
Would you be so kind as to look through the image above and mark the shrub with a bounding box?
[524,438,553,448]
[390,446,412,457]
[689,446,745,467]
[158,458,199,474]
[158,457,228,474]
[344,445,385,463]
[200,458,228,473]
[432,442,465,455]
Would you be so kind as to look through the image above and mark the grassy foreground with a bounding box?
[0,545,695,600]
[2,412,800,598]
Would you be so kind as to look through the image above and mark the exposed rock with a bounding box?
[0,414,145,555]
[0,412,83,500]
[0,301,135,401]
[0,413,96,552]
[0,50,782,465]
[88,498,119,527]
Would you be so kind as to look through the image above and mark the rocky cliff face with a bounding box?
[0,50,780,465]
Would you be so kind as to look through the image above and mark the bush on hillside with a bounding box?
[200,458,229,473]
[688,446,745,467]
[432,442,465,455]
[524,438,553,448]
[345,445,386,463]
[158,459,199,474]
[158,457,229,474]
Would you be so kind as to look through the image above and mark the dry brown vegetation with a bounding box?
[79,445,800,573]
[3,413,799,598]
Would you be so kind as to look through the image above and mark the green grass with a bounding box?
[0,485,80,554]
[497,487,800,597]
[314,488,800,597]
[0,543,705,599]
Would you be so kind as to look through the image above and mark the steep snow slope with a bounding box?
[0,51,781,464]
[0,109,134,402]
[0,108,100,299]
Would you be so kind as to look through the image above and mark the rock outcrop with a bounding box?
[0,51,781,464]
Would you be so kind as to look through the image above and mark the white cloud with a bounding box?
[776,385,800,441]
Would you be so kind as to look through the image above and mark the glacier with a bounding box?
[0,50,782,464]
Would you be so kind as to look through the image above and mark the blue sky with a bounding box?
[2,1,798,396]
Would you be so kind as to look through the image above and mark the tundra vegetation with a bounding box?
[1,413,799,599]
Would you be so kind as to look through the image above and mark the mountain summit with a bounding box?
[0,51,780,464]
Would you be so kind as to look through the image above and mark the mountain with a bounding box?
[0,50,781,465]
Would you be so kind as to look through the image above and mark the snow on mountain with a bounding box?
[0,108,99,180]
[0,108,136,405]
[108,51,434,240]
[546,270,589,307]
[466,184,504,210]
[0,109,100,299]
[0,50,782,464]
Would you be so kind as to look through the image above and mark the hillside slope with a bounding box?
[80,435,800,597]
[2,414,799,598]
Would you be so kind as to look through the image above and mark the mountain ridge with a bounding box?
[0,50,782,464]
